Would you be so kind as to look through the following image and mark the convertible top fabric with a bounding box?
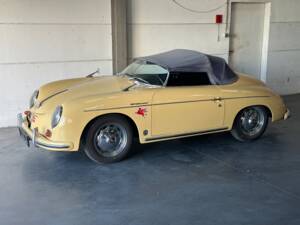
[138,49,238,85]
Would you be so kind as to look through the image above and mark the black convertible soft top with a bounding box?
[138,49,238,85]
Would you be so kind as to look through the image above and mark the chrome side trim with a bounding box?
[84,105,149,112]
[221,96,270,100]
[83,96,271,112]
[152,98,215,106]
[130,102,149,106]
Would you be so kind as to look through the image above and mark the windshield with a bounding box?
[120,60,169,86]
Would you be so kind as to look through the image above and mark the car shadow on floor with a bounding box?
[23,127,284,168]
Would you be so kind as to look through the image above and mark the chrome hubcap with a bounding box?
[94,124,127,157]
[240,108,265,136]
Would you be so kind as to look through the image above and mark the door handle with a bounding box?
[214,97,223,107]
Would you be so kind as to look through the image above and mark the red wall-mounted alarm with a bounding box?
[215,14,223,24]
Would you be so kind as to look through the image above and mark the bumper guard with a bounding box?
[17,113,73,151]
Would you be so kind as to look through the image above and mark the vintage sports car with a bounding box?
[18,49,290,163]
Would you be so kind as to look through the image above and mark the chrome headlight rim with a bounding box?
[29,90,39,108]
[51,106,63,129]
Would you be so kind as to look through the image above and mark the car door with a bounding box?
[151,84,225,139]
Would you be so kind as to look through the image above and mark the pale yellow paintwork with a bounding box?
[19,73,289,151]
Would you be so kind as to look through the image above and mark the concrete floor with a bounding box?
[0,95,300,225]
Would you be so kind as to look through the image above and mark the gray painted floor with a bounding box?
[0,95,300,225]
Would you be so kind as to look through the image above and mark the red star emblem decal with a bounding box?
[136,107,147,117]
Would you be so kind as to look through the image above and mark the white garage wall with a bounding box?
[128,0,229,61]
[127,0,300,95]
[268,0,300,94]
[0,0,112,127]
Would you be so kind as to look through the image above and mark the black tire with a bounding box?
[231,106,269,142]
[84,115,133,163]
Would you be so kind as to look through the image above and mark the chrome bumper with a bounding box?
[284,109,290,120]
[17,113,73,151]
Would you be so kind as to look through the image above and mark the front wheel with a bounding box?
[231,106,269,142]
[84,116,133,163]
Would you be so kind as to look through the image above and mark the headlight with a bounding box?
[51,106,63,128]
[29,90,39,108]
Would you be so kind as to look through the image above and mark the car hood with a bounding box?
[36,75,134,107]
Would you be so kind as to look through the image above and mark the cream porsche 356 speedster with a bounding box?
[18,49,290,163]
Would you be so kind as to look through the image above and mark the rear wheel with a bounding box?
[231,106,268,142]
[84,116,133,163]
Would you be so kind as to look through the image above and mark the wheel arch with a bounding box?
[80,113,140,147]
[230,104,272,129]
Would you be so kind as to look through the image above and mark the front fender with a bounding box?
[53,105,151,150]
[51,89,155,150]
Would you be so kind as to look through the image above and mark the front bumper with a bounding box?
[17,113,73,151]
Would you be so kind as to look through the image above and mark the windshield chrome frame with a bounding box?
[162,70,170,87]
[120,60,170,87]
